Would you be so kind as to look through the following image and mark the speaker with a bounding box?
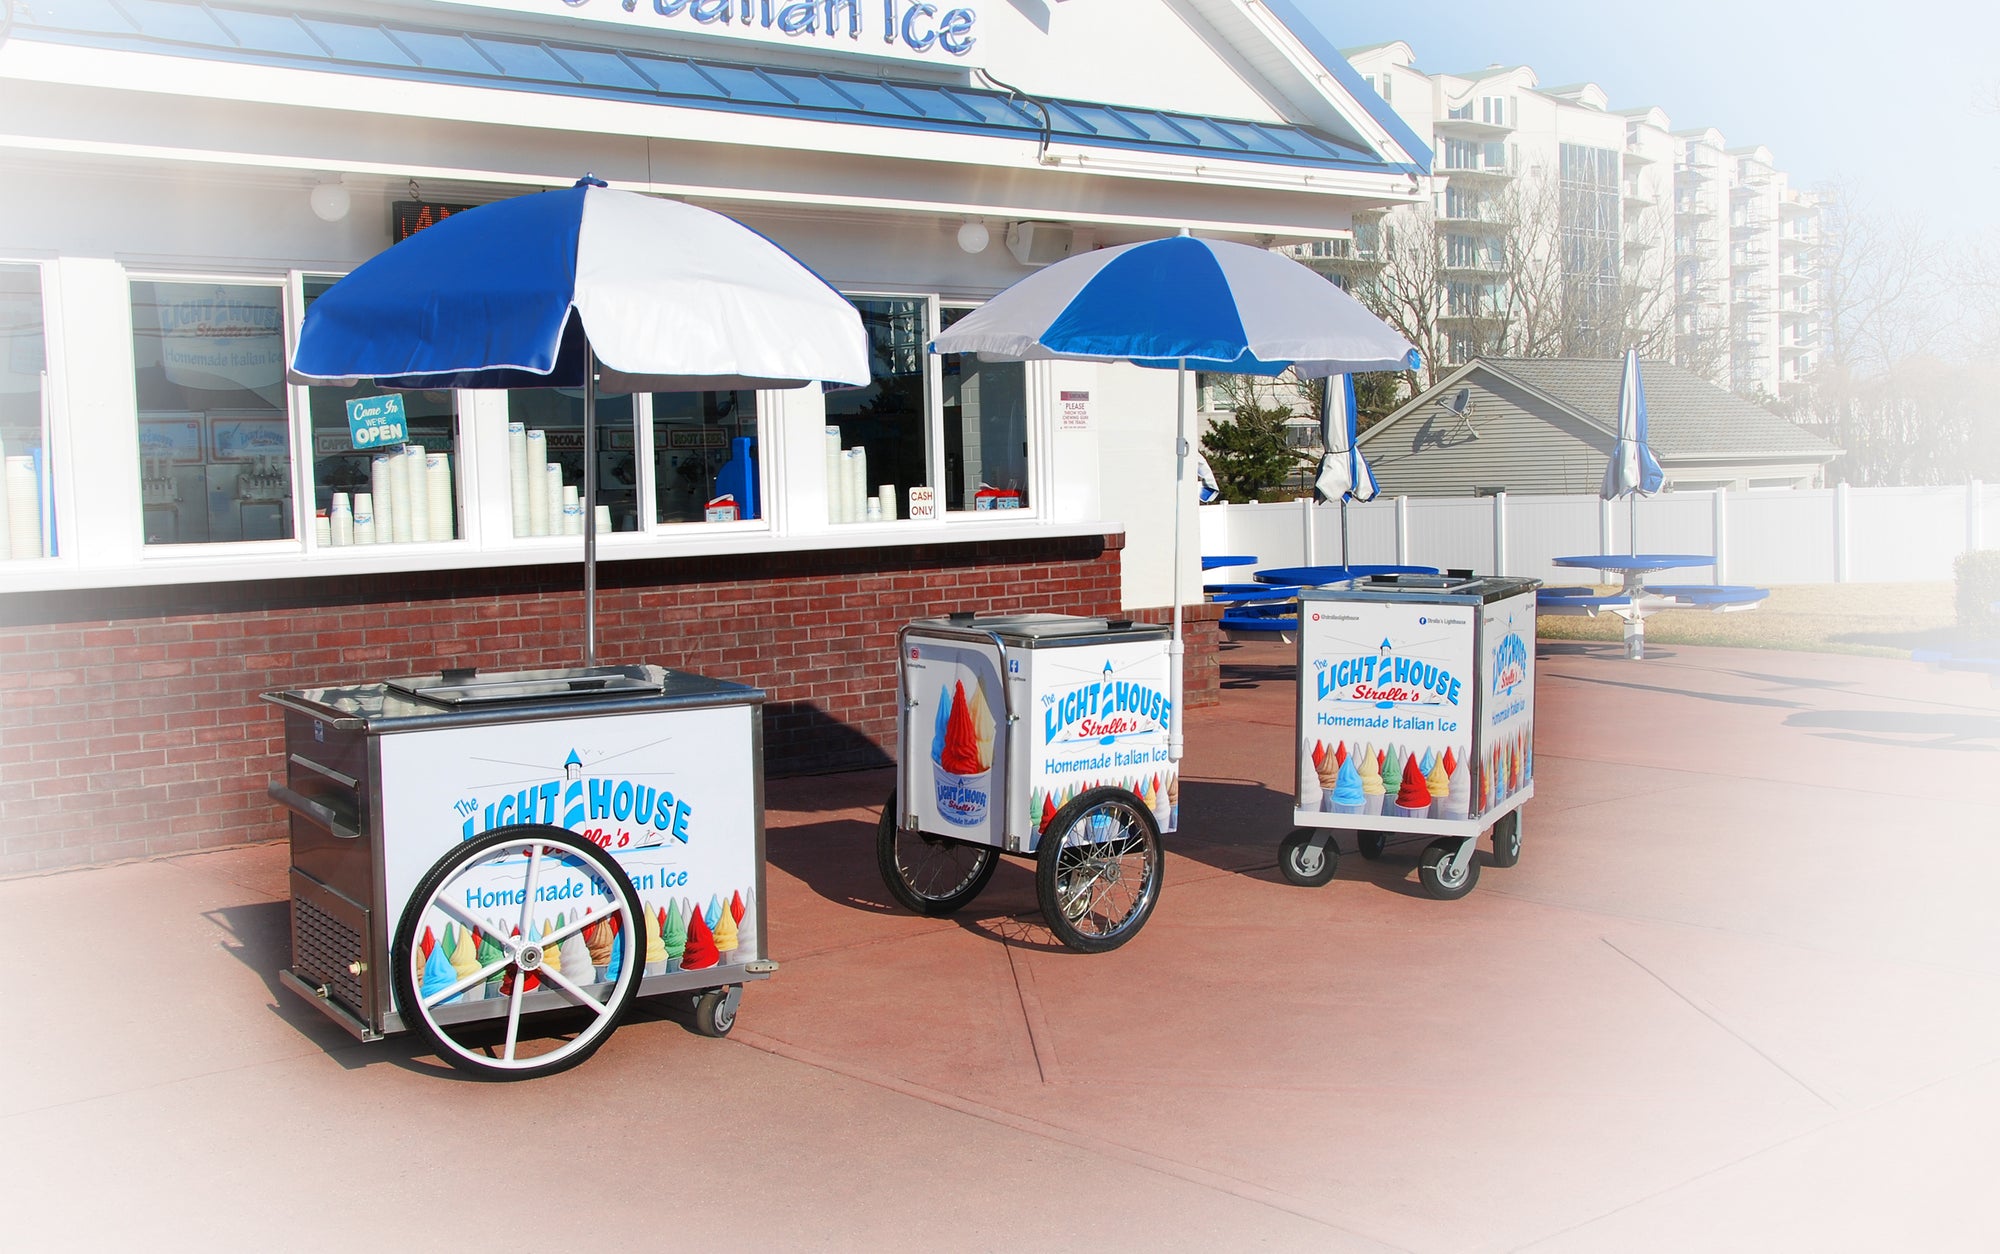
[1006,221,1074,267]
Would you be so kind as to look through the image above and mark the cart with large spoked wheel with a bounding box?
[1278,574,1539,900]
[264,665,775,1079]
[878,613,1173,952]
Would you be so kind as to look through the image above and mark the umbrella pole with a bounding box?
[1340,497,1351,567]
[1169,360,1187,765]
[583,345,598,668]
[1629,492,1638,556]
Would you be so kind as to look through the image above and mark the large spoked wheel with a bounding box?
[1357,831,1387,861]
[1036,787,1163,953]
[877,788,998,916]
[1278,828,1338,887]
[1418,837,1481,901]
[391,825,645,1080]
[1489,809,1522,869]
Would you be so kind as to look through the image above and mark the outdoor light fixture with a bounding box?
[956,218,990,254]
[309,178,351,223]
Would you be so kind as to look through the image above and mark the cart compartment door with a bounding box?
[900,637,1008,846]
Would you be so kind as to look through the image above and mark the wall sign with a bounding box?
[430,0,982,67]
[346,394,409,450]
[907,485,936,520]
[1059,390,1090,431]
[394,201,477,241]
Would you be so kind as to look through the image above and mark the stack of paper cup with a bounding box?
[402,446,429,543]
[545,464,564,535]
[389,449,415,542]
[425,453,453,541]
[329,492,354,545]
[0,434,11,558]
[595,504,613,534]
[877,485,896,521]
[508,423,529,537]
[525,430,549,535]
[848,449,867,520]
[353,492,376,545]
[5,456,42,558]
[370,453,396,544]
[824,428,842,524]
[314,512,332,546]
[561,485,582,535]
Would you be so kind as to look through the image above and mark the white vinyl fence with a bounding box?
[1199,482,1997,587]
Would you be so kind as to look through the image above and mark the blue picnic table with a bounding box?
[1543,554,1764,659]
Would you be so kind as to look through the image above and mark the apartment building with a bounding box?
[1337,41,1820,399]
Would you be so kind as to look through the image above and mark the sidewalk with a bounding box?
[5,640,1997,1252]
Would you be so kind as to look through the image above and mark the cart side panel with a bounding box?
[374,704,762,1018]
[1473,590,1537,820]
[899,634,1009,847]
[1024,637,1176,845]
[1296,598,1478,824]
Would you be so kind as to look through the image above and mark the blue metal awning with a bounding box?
[12,0,1405,175]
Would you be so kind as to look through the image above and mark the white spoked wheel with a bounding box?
[391,825,645,1080]
[1035,787,1163,953]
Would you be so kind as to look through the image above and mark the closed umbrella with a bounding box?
[1312,373,1379,565]
[1601,349,1665,551]
[931,234,1416,760]
[293,177,870,662]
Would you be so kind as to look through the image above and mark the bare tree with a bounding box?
[1323,205,1448,389]
[1814,179,1958,375]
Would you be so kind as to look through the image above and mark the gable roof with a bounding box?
[12,0,1406,175]
[1364,358,1837,461]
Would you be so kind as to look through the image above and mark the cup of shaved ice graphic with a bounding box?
[932,677,993,828]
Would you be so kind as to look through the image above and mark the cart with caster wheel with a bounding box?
[1280,574,1539,900]
[880,613,1173,952]
[263,665,776,1079]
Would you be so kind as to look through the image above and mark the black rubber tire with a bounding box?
[391,824,645,1080]
[1418,838,1481,901]
[877,787,999,916]
[1357,831,1387,861]
[1489,809,1522,869]
[1035,787,1163,952]
[1278,828,1338,887]
[693,986,738,1038]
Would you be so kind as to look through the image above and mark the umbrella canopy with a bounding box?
[1312,374,1378,505]
[929,233,1416,761]
[293,180,869,393]
[932,235,1419,377]
[1601,349,1666,500]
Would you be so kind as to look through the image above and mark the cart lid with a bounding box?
[383,664,663,706]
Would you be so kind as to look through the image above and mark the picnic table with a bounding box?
[1542,554,1766,659]
[1252,564,1439,586]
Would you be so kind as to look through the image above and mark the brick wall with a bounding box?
[0,535,1219,875]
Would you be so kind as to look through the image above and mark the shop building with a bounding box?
[0,0,1426,872]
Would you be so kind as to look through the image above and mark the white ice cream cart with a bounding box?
[878,613,1174,951]
[1282,575,1539,899]
[265,665,773,1078]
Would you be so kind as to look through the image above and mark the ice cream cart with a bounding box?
[878,613,1174,952]
[265,664,774,1078]
[1282,575,1540,900]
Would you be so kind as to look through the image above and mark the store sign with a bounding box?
[1059,390,1090,431]
[346,394,409,450]
[907,485,936,519]
[430,0,982,67]
[157,286,284,392]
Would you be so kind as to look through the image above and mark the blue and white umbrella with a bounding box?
[1601,349,1665,501]
[1313,373,1378,505]
[930,234,1417,760]
[1601,349,1665,554]
[292,177,869,663]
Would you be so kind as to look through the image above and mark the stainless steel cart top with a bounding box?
[1301,574,1541,606]
[906,612,1171,649]
[263,664,765,732]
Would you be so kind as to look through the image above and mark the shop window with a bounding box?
[0,264,52,559]
[506,390,637,534]
[939,306,1028,513]
[300,276,460,547]
[652,390,759,524]
[825,296,929,522]
[130,277,293,545]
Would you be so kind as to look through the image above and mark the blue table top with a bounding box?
[1201,555,1259,570]
[1255,564,1440,585]
[1552,553,1715,572]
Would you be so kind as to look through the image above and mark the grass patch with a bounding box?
[1536,582,1963,658]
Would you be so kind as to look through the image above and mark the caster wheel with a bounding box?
[1037,787,1163,952]
[1278,829,1338,887]
[1357,831,1387,861]
[391,825,644,1079]
[1489,810,1522,868]
[877,787,998,916]
[693,986,739,1038]
[1418,838,1480,901]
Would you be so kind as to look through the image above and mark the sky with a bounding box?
[1295,0,1999,241]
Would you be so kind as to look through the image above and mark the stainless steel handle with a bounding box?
[267,781,360,840]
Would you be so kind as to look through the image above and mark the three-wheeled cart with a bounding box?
[878,613,1174,951]
[265,664,774,1078]
[1280,575,1539,899]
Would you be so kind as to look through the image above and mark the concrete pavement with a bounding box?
[4,640,1996,1252]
